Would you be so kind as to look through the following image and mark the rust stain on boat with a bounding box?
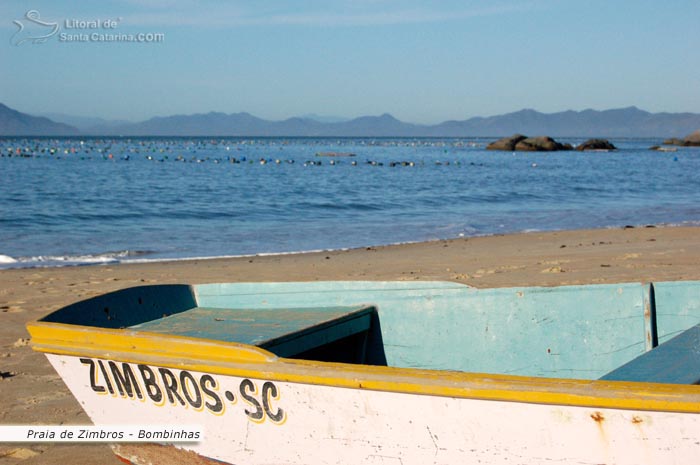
[590,410,610,454]
[631,415,643,424]
[644,302,652,348]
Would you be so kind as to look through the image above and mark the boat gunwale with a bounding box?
[27,320,700,414]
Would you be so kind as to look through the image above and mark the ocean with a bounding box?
[1,137,698,269]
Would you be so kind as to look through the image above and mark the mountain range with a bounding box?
[1,103,699,138]
[0,103,79,136]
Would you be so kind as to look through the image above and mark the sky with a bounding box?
[1,0,698,124]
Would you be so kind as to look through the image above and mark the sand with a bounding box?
[2,225,700,464]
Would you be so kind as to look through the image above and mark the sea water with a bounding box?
[1,137,698,268]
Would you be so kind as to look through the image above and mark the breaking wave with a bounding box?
[0,250,155,269]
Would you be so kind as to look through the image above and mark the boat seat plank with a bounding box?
[130,305,375,358]
[600,324,700,384]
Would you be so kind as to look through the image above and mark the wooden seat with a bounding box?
[600,324,700,384]
[131,305,376,358]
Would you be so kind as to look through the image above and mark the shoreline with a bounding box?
[3,221,700,271]
[2,225,700,463]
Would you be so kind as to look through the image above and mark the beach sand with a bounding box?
[2,225,700,464]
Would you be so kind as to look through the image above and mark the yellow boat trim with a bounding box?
[27,321,700,414]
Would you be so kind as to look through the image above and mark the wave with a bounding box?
[0,250,155,269]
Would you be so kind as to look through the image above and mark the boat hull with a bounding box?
[46,353,700,465]
[28,280,700,464]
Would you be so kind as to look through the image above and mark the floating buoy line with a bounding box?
[0,138,494,168]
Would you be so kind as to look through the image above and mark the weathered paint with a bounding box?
[195,281,650,378]
[46,353,700,465]
[131,305,374,358]
[653,280,700,343]
[600,324,700,384]
[41,284,197,328]
[27,320,700,413]
[643,282,658,351]
[26,280,700,465]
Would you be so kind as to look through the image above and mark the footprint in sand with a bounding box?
[470,269,486,278]
[541,266,565,273]
[499,265,526,271]
[0,448,40,460]
[474,268,500,276]
[23,388,69,404]
[2,301,25,313]
[619,253,641,260]
[539,260,570,265]
[12,338,30,348]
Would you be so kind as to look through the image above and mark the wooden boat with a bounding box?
[27,280,700,464]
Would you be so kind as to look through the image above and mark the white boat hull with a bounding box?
[47,354,700,465]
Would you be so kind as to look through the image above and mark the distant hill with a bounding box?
[2,103,699,137]
[40,113,132,133]
[300,113,350,123]
[0,104,78,136]
[429,107,700,138]
[93,107,700,137]
[99,112,426,137]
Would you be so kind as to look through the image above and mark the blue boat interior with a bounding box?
[40,281,700,383]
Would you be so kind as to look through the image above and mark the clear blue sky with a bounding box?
[1,0,698,124]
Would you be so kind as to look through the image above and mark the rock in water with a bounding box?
[684,130,700,146]
[514,136,573,152]
[486,134,527,151]
[663,137,685,146]
[663,130,700,147]
[575,139,617,151]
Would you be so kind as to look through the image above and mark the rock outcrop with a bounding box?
[514,136,572,151]
[487,134,572,151]
[684,130,700,146]
[575,139,617,151]
[663,137,684,145]
[486,134,527,151]
[664,130,700,147]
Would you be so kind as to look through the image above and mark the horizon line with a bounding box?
[9,103,700,127]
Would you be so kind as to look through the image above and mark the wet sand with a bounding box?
[2,226,700,464]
